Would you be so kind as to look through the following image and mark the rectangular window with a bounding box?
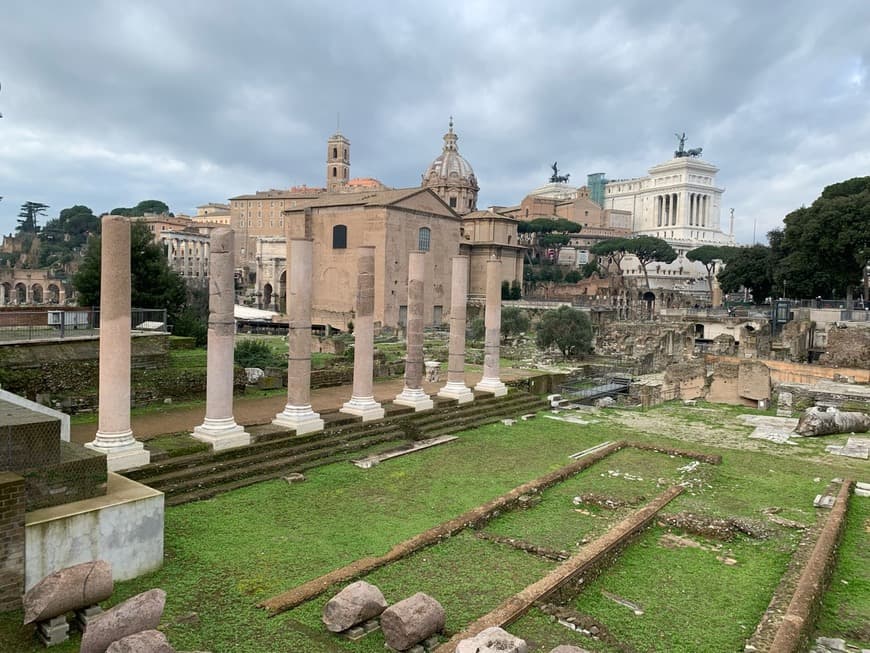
[398,305,408,327]
[433,305,443,325]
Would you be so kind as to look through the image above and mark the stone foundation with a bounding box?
[0,472,26,611]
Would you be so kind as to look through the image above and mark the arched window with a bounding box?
[332,224,347,249]
[332,167,337,177]
[418,227,431,252]
[332,147,338,159]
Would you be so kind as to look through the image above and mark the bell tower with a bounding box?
[326,131,350,192]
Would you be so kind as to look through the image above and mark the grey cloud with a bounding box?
[1,0,868,245]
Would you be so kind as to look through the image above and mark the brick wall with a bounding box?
[0,472,26,612]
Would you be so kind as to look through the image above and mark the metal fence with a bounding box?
[0,308,168,343]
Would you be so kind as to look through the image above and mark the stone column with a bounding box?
[341,246,385,420]
[273,237,324,434]
[193,228,250,450]
[86,215,149,471]
[438,255,473,403]
[395,251,434,411]
[474,256,507,397]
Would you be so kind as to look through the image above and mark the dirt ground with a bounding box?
[69,367,540,444]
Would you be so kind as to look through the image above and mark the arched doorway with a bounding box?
[263,283,273,308]
[31,284,44,304]
[278,270,287,314]
[642,291,656,320]
[0,282,11,305]
[15,283,27,304]
[48,284,61,304]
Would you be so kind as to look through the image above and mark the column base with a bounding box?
[437,382,475,404]
[273,405,324,435]
[394,387,434,411]
[85,433,150,472]
[340,396,385,422]
[474,378,508,397]
[192,418,251,451]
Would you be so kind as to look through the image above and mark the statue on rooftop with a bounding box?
[549,161,570,183]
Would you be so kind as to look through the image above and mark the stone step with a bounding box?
[138,425,405,490]
[153,430,406,497]
[125,390,548,505]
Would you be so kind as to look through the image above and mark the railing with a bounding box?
[0,308,168,343]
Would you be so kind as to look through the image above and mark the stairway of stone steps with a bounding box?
[123,390,548,507]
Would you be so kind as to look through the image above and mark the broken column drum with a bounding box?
[273,238,324,434]
[341,246,385,421]
[193,227,250,450]
[438,255,474,403]
[395,251,434,411]
[474,255,508,397]
[86,215,150,471]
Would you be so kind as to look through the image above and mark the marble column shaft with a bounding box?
[438,255,473,403]
[474,256,508,396]
[273,238,324,434]
[395,251,433,410]
[193,228,250,450]
[87,215,149,470]
[341,246,384,420]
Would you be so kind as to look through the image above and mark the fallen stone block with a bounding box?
[455,626,528,653]
[80,589,166,653]
[322,581,387,633]
[794,406,870,437]
[23,560,113,625]
[106,629,175,653]
[381,592,444,651]
[814,495,836,509]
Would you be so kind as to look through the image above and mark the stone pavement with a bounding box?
[70,368,540,445]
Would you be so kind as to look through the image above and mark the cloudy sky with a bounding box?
[1,0,868,244]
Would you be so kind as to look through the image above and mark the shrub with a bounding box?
[234,339,282,368]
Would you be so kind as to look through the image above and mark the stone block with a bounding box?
[455,626,528,652]
[550,647,591,653]
[80,588,166,653]
[23,560,113,624]
[37,614,69,647]
[322,581,387,632]
[106,629,175,653]
[738,360,771,401]
[381,592,444,651]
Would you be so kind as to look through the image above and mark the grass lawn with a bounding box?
[2,403,866,652]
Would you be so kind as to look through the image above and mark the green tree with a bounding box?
[775,176,870,298]
[686,245,739,294]
[501,280,510,300]
[72,220,187,319]
[625,235,677,289]
[535,306,593,358]
[564,269,583,283]
[111,199,170,217]
[518,217,582,262]
[590,237,631,281]
[16,201,48,233]
[716,245,775,304]
[38,205,100,269]
[509,279,521,300]
[500,307,530,343]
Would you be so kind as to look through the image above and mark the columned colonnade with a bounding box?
[93,217,507,471]
[654,191,711,227]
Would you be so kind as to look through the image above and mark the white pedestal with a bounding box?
[394,387,435,411]
[85,431,150,472]
[273,404,325,435]
[340,396,386,422]
[192,418,251,451]
[474,378,508,397]
[437,381,475,404]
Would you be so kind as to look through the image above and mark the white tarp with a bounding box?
[234,304,279,322]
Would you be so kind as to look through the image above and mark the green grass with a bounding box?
[168,348,208,369]
[815,493,870,646]
[3,403,866,652]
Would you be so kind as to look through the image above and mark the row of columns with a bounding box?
[654,192,711,228]
[90,214,508,471]
[0,283,65,305]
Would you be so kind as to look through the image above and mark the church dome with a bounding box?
[421,118,479,214]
